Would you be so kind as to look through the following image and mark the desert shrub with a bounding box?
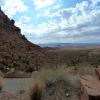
[22,35,27,40]
[32,68,80,100]
[32,68,66,83]
[10,19,15,25]
[30,81,43,100]
[26,67,34,73]
[76,63,96,76]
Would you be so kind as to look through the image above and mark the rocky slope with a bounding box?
[0,8,48,72]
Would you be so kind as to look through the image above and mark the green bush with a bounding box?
[11,19,15,25]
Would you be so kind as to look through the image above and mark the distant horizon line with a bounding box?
[38,42,100,44]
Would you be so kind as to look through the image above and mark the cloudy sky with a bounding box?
[0,0,100,44]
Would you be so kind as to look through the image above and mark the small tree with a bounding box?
[11,19,15,25]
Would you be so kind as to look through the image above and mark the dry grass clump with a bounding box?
[32,68,80,100]
[30,80,43,100]
[32,68,66,83]
[78,66,95,76]
[74,63,96,76]
[0,76,4,91]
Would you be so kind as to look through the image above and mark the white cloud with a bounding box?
[31,0,100,43]
[16,15,60,40]
[30,20,59,37]
[1,0,28,18]
[37,9,61,18]
[4,0,99,44]
[91,0,100,7]
[49,10,61,18]
[59,18,69,29]
[33,0,57,9]
[15,16,33,34]
[18,16,31,24]
[76,1,89,15]
[37,9,51,17]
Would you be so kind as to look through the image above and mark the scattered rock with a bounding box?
[65,93,71,97]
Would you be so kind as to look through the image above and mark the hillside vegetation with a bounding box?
[0,8,49,73]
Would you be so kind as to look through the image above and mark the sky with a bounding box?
[0,0,100,44]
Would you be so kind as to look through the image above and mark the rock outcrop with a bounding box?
[0,8,48,72]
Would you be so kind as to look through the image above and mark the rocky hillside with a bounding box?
[0,8,49,72]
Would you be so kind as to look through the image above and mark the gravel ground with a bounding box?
[0,91,17,100]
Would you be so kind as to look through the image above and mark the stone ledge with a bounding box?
[80,75,100,100]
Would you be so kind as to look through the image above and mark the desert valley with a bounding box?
[0,6,100,100]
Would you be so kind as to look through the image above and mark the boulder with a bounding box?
[80,75,100,100]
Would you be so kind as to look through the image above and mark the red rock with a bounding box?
[80,75,100,100]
